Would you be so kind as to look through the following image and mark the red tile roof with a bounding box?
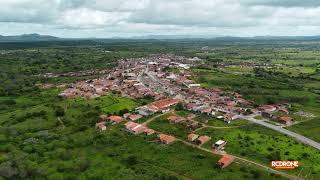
[129,114,142,121]
[217,155,235,169]
[158,134,176,144]
[187,133,199,141]
[197,136,211,144]
[278,116,293,122]
[108,115,123,123]
[146,98,181,111]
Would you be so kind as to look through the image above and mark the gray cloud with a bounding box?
[0,0,319,37]
[242,0,320,7]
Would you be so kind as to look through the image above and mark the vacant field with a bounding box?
[148,113,192,140]
[197,124,320,178]
[287,118,320,142]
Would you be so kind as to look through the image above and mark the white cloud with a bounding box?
[57,8,130,29]
[0,0,319,37]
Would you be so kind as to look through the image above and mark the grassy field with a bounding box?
[287,118,320,142]
[147,112,320,179]
[0,89,286,179]
[197,124,320,178]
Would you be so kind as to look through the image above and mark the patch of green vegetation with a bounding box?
[148,113,192,140]
[197,124,320,178]
[287,118,320,142]
[0,89,283,179]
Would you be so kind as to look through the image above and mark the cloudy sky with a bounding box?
[0,0,319,38]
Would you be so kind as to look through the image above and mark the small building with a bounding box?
[187,84,201,88]
[213,140,227,151]
[187,133,199,142]
[278,116,293,125]
[217,155,235,169]
[261,112,273,119]
[185,103,199,111]
[95,122,106,131]
[123,113,132,119]
[144,128,155,135]
[258,105,277,113]
[125,122,155,135]
[224,113,238,123]
[278,108,289,114]
[99,114,108,121]
[108,115,124,124]
[124,122,145,134]
[136,106,155,116]
[199,106,212,115]
[129,114,143,121]
[197,136,211,145]
[158,134,176,144]
[167,115,185,124]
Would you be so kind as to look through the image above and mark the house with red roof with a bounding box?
[137,98,181,116]
[278,116,293,125]
[167,115,185,124]
[144,128,155,135]
[95,122,106,131]
[187,133,199,142]
[158,134,176,144]
[224,113,238,123]
[217,155,235,169]
[123,113,131,119]
[197,136,211,145]
[258,105,277,113]
[129,114,143,121]
[125,122,155,135]
[108,115,124,125]
[125,122,145,134]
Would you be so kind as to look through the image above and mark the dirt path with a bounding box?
[142,110,174,126]
[194,124,247,132]
[142,114,300,180]
[57,117,65,129]
[174,138,300,180]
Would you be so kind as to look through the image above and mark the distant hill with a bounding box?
[0,33,60,42]
[126,35,320,41]
[1,33,320,43]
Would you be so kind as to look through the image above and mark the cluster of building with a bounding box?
[258,104,294,125]
[95,115,124,130]
[167,115,201,130]
[58,54,304,171]
[125,121,155,135]
[137,98,181,116]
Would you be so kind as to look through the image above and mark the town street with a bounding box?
[241,115,320,151]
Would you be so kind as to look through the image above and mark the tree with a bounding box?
[175,102,184,111]
[55,106,65,117]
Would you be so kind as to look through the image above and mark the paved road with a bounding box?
[140,113,299,180]
[241,115,320,151]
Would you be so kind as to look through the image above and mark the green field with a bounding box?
[197,125,320,178]
[287,118,320,142]
[1,40,320,179]
[0,89,285,179]
[147,113,320,179]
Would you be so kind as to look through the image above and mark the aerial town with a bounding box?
[59,54,299,169]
